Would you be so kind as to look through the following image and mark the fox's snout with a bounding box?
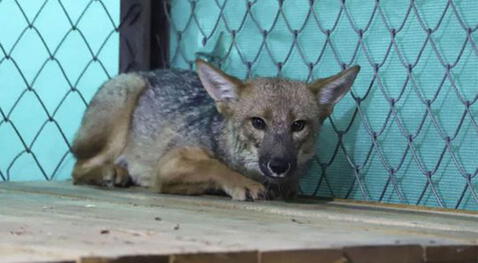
[258,132,298,179]
[268,158,291,175]
[259,156,297,179]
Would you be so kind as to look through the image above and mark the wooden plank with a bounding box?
[425,245,478,263]
[171,252,258,263]
[343,245,423,263]
[1,181,477,263]
[261,249,345,263]
[80,255,169,263]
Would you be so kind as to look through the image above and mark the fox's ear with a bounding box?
[195,59,243,102]
[309,65,360,118]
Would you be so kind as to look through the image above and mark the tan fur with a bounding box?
[72,73,146,186]
[152,147,265,200]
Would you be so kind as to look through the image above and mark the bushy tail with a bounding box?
[72,73,147,161]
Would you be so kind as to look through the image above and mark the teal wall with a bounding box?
[0,0,119,181]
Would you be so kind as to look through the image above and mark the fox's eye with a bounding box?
[251,117,266,130]
[291,120,306,132]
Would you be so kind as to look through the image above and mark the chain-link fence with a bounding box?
[0,0,119,181]
[1,0,477,211]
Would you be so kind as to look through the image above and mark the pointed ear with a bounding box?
[309,65,360,118]
[195,59,243,102]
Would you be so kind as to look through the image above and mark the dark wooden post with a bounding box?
[119,0,152,73]
[119,0,170,73]
[151,0,170,69]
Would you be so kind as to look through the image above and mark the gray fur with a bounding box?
[119,69,226,186]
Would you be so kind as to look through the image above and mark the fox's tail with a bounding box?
[71,73,147,184]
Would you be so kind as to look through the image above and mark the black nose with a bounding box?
[267,158,291,175]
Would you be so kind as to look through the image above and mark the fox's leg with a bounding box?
[72,157,131,187]
[72,137,132,187]
[152,147,266,201]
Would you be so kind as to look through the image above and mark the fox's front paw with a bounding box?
[223,177,266,201]
[102,164,132,188]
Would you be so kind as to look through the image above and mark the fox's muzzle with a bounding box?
[258,132,297,179]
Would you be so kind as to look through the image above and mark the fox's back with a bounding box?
[121,69,225,183]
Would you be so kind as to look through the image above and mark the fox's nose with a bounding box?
[267,158,291,176]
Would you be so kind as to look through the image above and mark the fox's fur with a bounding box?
[71,60,360,201]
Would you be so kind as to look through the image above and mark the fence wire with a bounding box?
[0,0,119,181]
[156,0,478,210]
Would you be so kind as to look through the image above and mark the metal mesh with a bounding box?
[159,0,478,210]
[0,0,119,181]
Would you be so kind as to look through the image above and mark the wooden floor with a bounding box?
[0,181,477,263]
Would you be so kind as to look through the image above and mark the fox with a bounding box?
[71,59,360,201]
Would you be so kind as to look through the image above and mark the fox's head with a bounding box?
[196,59,359,189]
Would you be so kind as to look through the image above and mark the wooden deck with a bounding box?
[0,181,477,263]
